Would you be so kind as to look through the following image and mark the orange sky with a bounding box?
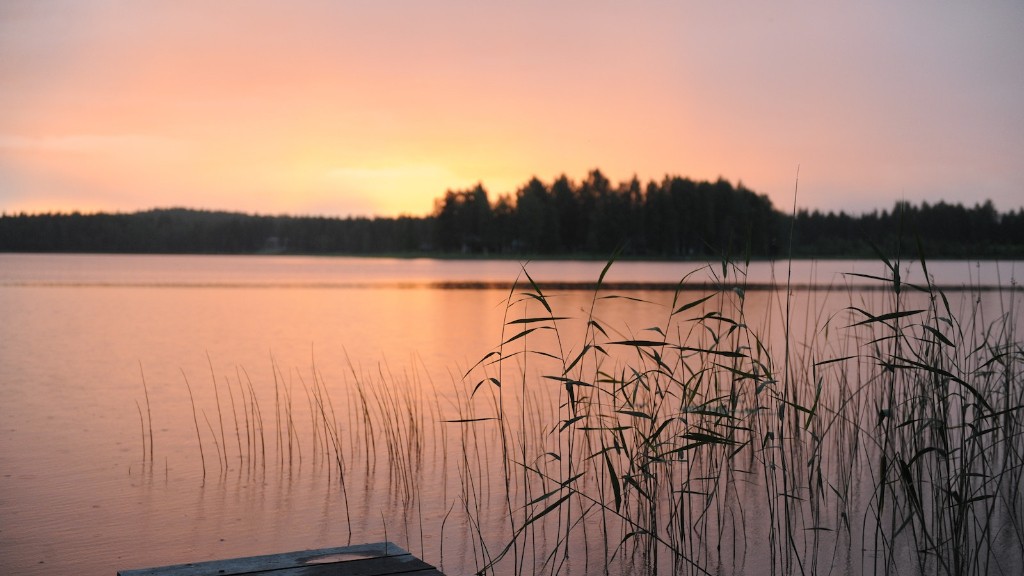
[2,2,1022,217]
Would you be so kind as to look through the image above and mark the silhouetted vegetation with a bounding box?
[2,170,1022,258]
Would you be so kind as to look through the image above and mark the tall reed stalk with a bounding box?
[460,254,1023,576]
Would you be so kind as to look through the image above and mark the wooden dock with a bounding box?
[117,541,445,576]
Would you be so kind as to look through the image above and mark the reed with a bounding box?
[135,399,146,465]
[139,362,154,464]
[207,353,229,473]
[238,366,267,475]
[225,373,243,469]
[181,370,206,481]
[202,409,224,477]
[145,253,1021,576]
[457,253,1023,576]
[850,249,1024,575]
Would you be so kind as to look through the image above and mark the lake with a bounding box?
[1,254,1021,575]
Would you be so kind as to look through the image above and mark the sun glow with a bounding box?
[1,2,1022,217]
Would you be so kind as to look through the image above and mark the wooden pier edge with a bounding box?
[117,541,445,576]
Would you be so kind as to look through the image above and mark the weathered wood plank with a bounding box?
[117,541,443,576]
[269,558,445,576]
[262,554,442,576]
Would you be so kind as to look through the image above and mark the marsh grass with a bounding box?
[456,253,1024,576]
[144,255,1021,576]
[138,363,154,466]
[851,252,1024,576]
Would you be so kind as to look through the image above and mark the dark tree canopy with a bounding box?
[2,171,1021,259]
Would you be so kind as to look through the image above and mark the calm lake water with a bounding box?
[1,254,1021,575]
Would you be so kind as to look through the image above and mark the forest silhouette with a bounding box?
[2,170,1021,258]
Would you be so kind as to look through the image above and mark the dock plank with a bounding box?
[117,542,443,576]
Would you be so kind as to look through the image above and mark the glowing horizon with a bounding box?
[2,2,1022,219]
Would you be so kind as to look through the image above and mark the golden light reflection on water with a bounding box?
[1,255,1021,575]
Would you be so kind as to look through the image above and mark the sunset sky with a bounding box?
[1,2,1022,218]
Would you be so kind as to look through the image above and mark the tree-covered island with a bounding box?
[2,170,1022,259]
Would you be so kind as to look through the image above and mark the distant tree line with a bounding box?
[2,170,1022,258]
[793,199,1024,258]
[0,208,432,255]
[433,171,779,257]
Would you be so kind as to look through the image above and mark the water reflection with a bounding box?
[0,255,1021,575]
